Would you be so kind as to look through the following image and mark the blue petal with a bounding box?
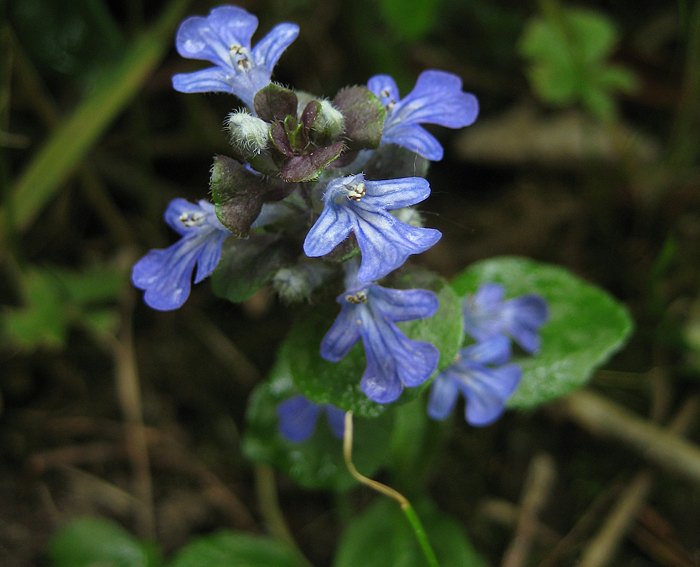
[427,372,460,420]
[381,123,445,161]
[363,177,431,210]
[505,295,549,353]
[472,282,505,309]
[369,286,438,322]
[391,70,479,128]
[360,340,405,403]
[172,67,236,95]
[131,242,198,311]
[320,303,362,362]
[175,7,258,67]
[352,206,441,282]
[393,335,439,387]
[367,74,400,106]
[193,229,229,283]
[325,406,346,439]
[252,23,300,72]
[277,396,321,442]
[360,314,438,402]
[460,363,521,426]
[463,283,506,341]
[461,335,512,366]
[303,201,353,257]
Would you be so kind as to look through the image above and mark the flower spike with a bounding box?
[172,6,299,109]
[368,70,478,160]
[303,174,441,283]
[132,199,230,311]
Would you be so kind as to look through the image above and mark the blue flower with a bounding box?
[463,283,549,353]
[322,273,440,404]
[172,6,299,109]
[427,336,522,426]
[367,70,478,161]
[303,174,441,283]
[277,395,345,442]
[132,199,230,311]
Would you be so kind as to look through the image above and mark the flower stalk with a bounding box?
[342,411,441,567]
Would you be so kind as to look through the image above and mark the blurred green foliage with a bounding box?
[519,4,638,121]
[2,264,123,350]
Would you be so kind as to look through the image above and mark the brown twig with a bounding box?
[501,453,557,567]
[113,287,155,539]
[571,396,699,567]
[553,390,700,485]
[479,499,560,547]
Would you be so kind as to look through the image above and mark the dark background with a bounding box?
[2,0,699,565]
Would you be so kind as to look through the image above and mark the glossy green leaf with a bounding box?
[284,275,462,417]
[169,531,304,567]
[333,499,488,567]
[243,357,393,490]
[49,517,161,567]
[451,256,633,408]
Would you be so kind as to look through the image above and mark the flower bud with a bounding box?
[226,110,269,160]
[311,100,345,140]
[272,263,332,303]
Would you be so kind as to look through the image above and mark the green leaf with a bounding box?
[283,275,462,417]
[518,7,637,120]
[2,264,122,350]
[333,499,489,567]
[243,357,393,490]
[451,256,633,408]
[378,0,441,40]
[211,235,293,303]
[169,531,304,567]
[568,9,618,63]
[49,517,161,567]
[396,271,464,370]
[3,269,68,350]
[52,264,124,305]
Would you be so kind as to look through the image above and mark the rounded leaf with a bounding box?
[451,257,633,408]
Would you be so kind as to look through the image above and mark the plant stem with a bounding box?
[342,411,440,567]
